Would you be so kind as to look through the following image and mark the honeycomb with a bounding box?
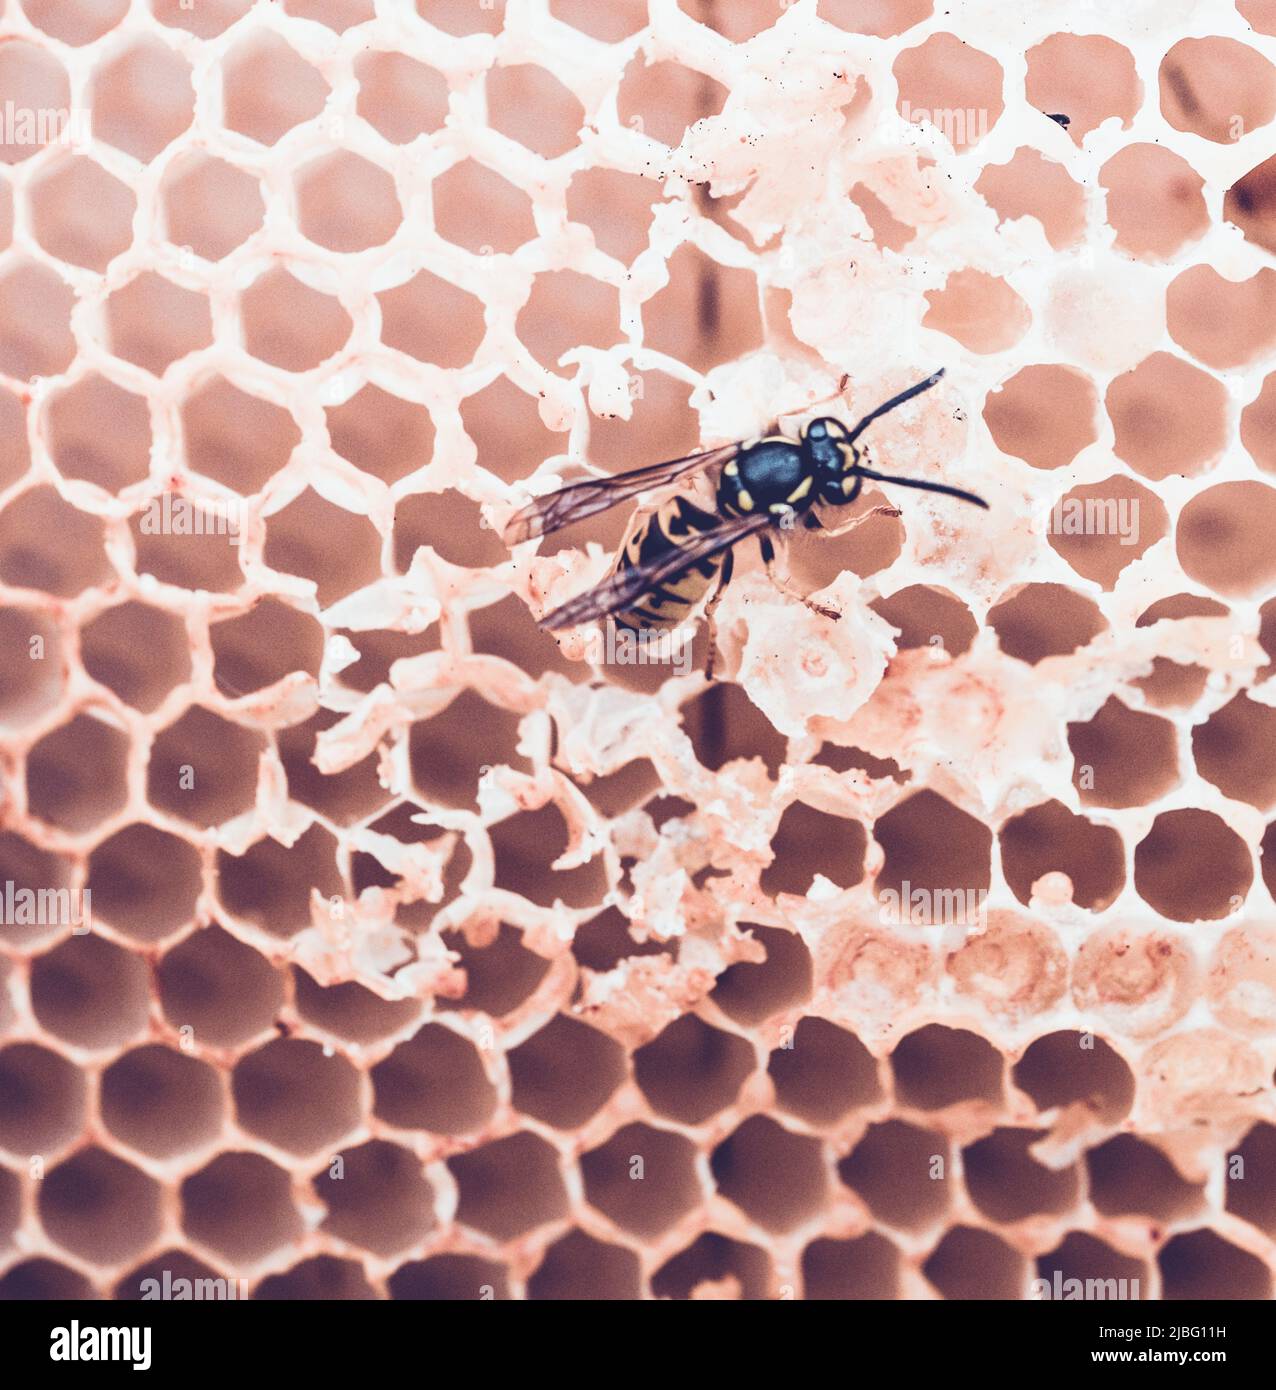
[2,0,1276,1303]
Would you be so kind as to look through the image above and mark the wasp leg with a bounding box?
[702,548,733,681]
[759,535,840,621]
[815,503,902,539]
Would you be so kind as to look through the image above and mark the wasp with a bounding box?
[503,370,987,640]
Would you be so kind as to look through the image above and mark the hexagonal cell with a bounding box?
[1192,694,1276,811]
[88,823,202,944]
[262,488,381,607]
[1227,150,1276,255]
[296,151,401,253]
[47,374,151,495]
[255,1255,376,1300]
[925,1226,1025,1300]
[147,705,264,828]
[106,272,212,376]
[449,1131,568,1240]
[100,1044,224,1160]
[527,1229,642,1301]
[711,1116,826,1232]
[0,1259,95,1300]
[975,148,1085,251]
[276,710,388,826]
[31,933,150,1050]
[389,1255,511,1301]
[79,601,189,715]
[233,1039,362,1155]
[642,246,763,376]
[30,156,136,271]
[0,832,75,950]
[517,269,620,376]
[490,803,606,909]
[507,1014,626,1128]
[128,498,244,594]
[1086,1135,1203,1221]
[923,269,1030,354]
[1100,145,1208,260]
[685,682,788,777]
[894,33,1003,149]
[1242,371,1276,473]
[0,385,29,489]
[162,154,265,261]
[633,1014,752,1126]
[1134,809,1252,922]
[869,585,978,658]
[999,801,1126,912]
[355,51,448,142]
[1066,696,1180,810]
[1159,1229,1270,1300]
[874,790,992,921]
[0,606,65,728]
[437,923,550,1018]
[469,594,587,685]
[981,363,1098,472]
[27,712,128,835]
[153,0,252,38]
[987,583,1106,664]
[0,262,77,378]
[1166,265,1276,370]
[114,1249,236,1301]
[433,159,536,256]
[767,1018,881,1126]
[1025,33,1141,144]
[460,376,566,486]
[408,692,524,810]
[326,385,433,487]
[242,268,352,372]
[222,32,330,145]
[156,923,285,1049]
[651,1232,772,1300]
[565,167,662,264]
[1013,1031,1134,1123]
[183,376,301,494]
[394,488,506,572]
[39,1147,162,1264]
[293,967,421,1045]
[0,1042,86,1155]
[1223,1122,1276,1236]
[378,270,485,368]
[22,0,129,44]
[0,42,71,166]
[840,1121,950,1230]
[581,1122,701,1239]
[1178,481,1276,598]
[371,1022,498,1135]
[216,827,342,942]
[760,802,867,898]
[962,1128,1078,1223]
[91,39,193,161]
[1047,476,1167,589]
[315,1140,434,1256]
[1160,36,1276,144]
[1106,353,1228,482]
[1037,1233,1147,1300]
[283,0,372,30]
[890,1025,1003,1111]
[710,924,813,1025]
[801,1232,899,1299]
[211,599,324,699]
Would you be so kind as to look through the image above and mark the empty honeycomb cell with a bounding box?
[47,375,151,494]
[527,1229,642,1301]
[283,0,372,30]
[448,1132,568,1241]
[566,168,662,265]
[922,269,1030,354]
[152,0,251,37]
[982,363,1098,472]
[490,803,607,909]
[1047,476,1166,588]
[1227,152,1276,255]
[263,489,382,608]
[486,65,584,160]
[800,1232,899,1300]
[1037,1233,1146,1299]
[710,924,813,1025]
[617,58,727,148]
[100,1045,225,1160]
[838,1121,949,1230]
[1099,145,1208,260]
[0,1259,95,1301]
[0,832,75,950]
[217,827,342,940]
[0,1043,86,1155]
[211,600,324,698]
[641,246,764,376]
[1161,37,1276,144]
[891,1026,1003,1111]
[474,597,590,686]
[182,377,301,494]
[849,182,915,253]
[242,269,352,373]
[975,149,1085,250]
[893,33,1004,149]
[377,271,485,369]
[711,1116,826,1233]
[1012,1031,1134,1123]
[146,705,264,829]
[114,1250,235,1301]
[409,691,530,810]
[767,1018,882,1126]
[338,627,441,693]
[31,933,150,1050]
[1224,1122,1276,1236]
[1024,34,1141,143]
[814,745,908,783]
[987,583,1106,664]
[293,969,421,1045]
[651,1232,771,1300]
[38,1147,161,1265]
[162,154,265,262]
[156,924,284,1049]
[394,489,506,571]
[326,385,434,488]
[91,40,194,162]
[277,713,388,827]
[1178,481,1276,598]
[1105,353,1229,481]
[1193,693,1276,810]
[130,507,244,594]
[0,263,77,379]
[1166,265,1276,369]
[1242,371,1276,473]
[924,1226,1025,1301]
[0,386,29,489]
[873,791,992,918]
[581,1122,702,1239]
[572,907,673,974]
[549,0,645,41]
[1085,1135,1204,1221]
[0,606,64,727]
[222,33,329,146]
[355,51,448,143]
[254,1255,375,1300]
[589,370,699,481]
[508,1015,626,1129]
[516,270,619,376]
[296,152,401,254]
[1130,663,1211,712]
[678,0,788,40]
[232,1039,362,1156]
[106,273,213,376]
[1241,0,1276,34]
[437,924,551,1017]
[463,379,565,486]
[316,1140,434,1256]
[633,1014,753,1126]
[1134,809,1251,922]
[820,0,931,37]
[30,157,136,272]
[0,42,70,165]
[22,0,128,44]
[1158,1229,1272,1300]
[371,1022,498,1135]
[390,1255,511,1301]
[962,1128,1078,1223]
[998,801,1126,912]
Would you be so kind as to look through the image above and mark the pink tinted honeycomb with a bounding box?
[2,0,1276,1302]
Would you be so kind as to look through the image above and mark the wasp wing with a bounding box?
[503,442,741,544]
[541,510,773,629]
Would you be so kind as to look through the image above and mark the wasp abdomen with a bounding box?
[612,495,723,631]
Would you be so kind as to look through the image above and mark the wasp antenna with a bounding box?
[846,369,946,445]
[854,464,988,509]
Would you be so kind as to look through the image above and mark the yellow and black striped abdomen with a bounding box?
[612,495,724,631]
